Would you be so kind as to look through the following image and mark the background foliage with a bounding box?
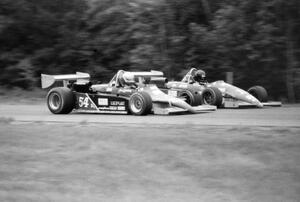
[0,0,299,101]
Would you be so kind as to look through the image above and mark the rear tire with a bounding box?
[248,86,268,102]
[129,92,152,115]
[201,87,223,107]
[47,87,75,114]
[178,90,194,106]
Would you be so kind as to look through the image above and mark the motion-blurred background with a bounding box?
[0,0,299,102]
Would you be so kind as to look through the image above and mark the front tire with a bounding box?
[47,87,75,114]
[201,87,223,107]
[129,92,152,115]
[248,86,268,102]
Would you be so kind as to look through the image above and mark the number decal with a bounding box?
[78,96,90,108]
[78,97,84,107]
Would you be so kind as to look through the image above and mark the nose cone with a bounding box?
[257,103,263,108]
[170,98,197,113]
[253,99,263,108]
[244,94,263,108]
[211,81,263,108]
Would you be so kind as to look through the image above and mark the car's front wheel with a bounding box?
[248,86,268,102]
[129,92,152,115]
[47,87,75,114]
[201,87,223,107]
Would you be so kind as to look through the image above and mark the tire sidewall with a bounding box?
[201,87,223,107]
[46,87,75,114]
[185,86,202,106]
[248,86,268,102]
[178,90,195,106]
[47,90,64,114]
[129,92,152,115]
[202,88,216,105]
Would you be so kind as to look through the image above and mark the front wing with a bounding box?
[223,98,282,108]
[152,103,216,115]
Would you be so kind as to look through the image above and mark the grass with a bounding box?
[0,123,299,202]
[0,87,46,104]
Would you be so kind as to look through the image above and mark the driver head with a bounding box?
[123,72,135,83]
[194,69,206,84]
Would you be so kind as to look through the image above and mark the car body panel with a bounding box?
[74,92,129,114]
[208,81,263,107]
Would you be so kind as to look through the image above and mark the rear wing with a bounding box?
[41,72,90,88]
[123,70,165,83]
[127,70,164,78]
[109,70,166,87]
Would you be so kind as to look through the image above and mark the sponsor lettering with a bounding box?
[117,106,125,110]
[98,98,108,106]
[110,101,125,106]
[99,106,126,111]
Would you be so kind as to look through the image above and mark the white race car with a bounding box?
[165,68,282,108]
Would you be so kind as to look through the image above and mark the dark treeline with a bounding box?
[0,0,299,101]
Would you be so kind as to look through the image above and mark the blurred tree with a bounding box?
[0,0,299,101]
[0,0,89,87]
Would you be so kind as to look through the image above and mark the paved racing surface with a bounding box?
[0,103,300,202]
[0,104,299,126]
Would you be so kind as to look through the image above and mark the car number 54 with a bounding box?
[78,96,90,108]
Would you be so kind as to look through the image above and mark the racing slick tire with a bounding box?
[201,87,223,107]
[46,87,75,114]
[129,92,152,115]
[248,86,268,102]
[178,90,201,106]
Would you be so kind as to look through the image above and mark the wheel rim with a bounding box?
[203,92,213,104]
[49,92,61,110]
[130,95,143,113]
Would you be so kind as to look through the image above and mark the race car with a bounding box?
[41,70,216,115]
[165,68,282,108]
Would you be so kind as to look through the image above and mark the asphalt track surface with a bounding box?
[1,103,300,202]
[0,103,299,127]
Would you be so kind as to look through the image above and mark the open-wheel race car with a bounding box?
[165,68,282,108]
[41,70,216,115]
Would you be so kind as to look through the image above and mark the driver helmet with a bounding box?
[193,69,206,84]
[118,71,135,87]
[123,72,135,83]
[117,70,126,87]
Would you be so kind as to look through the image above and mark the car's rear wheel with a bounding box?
[178,90,194,106]
[47,87,75,114]
[201,87,223,107]
[248,86,268,102]
[129,92,152,115]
